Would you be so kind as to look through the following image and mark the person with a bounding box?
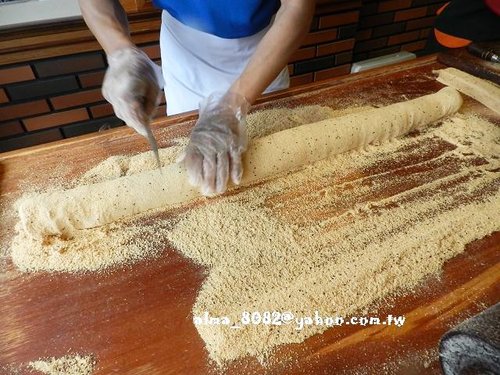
[424,0,500,53]
[78,0,314,195]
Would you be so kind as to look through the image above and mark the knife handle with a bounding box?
[467,43,500,63]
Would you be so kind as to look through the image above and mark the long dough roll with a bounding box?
[436,67,500,116]
[17,87,462,239]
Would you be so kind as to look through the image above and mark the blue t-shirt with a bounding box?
[153,0,281,39]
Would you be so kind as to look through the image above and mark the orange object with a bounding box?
[434,28,472,48]
[433,0,475,48]
[436,2,450,15]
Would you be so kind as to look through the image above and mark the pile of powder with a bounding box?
[244,105,371,139]
[78,138,189,185]
[8,104,499,366]
[28,354,95,375]
[11,219,172,272]
[165,113,499,365]
[11,105,344,272]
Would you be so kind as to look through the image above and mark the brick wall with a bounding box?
[288,0,362,86]
[0,0,442,152]
[353,0,445,61]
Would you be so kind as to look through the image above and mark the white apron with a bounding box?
[159,10,289,115]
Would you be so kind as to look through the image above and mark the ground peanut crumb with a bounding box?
[9,105,500,367]
[28,354,95,375]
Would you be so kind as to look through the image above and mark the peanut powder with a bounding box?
[8,104,499,366]
[28,354,95,375]
[166,113,499,365]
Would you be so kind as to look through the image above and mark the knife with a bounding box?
[144,125,161,170]
[137,92,162,170]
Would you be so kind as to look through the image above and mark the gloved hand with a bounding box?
[180,92,250,196]
[103,47,164,137]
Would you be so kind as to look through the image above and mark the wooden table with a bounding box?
[1,55,499,375]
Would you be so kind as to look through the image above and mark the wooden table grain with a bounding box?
[0,56,499,375]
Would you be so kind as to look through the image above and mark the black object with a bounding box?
[423,0,500,55]
[435,0,500,44]
[467,43,500,64]
[440,303,500,375]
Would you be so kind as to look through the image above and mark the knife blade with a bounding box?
[144,126,161,170]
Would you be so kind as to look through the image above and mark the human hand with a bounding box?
[103,47,164,137]
[180,92,250,195]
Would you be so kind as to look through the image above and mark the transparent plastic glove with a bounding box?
[103,47,164,137]
[180,92,250,196]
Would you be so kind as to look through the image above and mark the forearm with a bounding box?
[229,0,315,104]
[78,0,134,54]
